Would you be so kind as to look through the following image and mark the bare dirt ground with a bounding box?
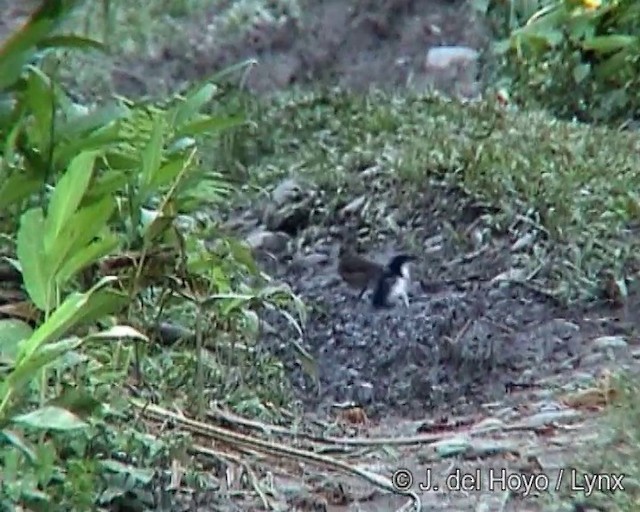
[255,175,636,512]
[106,0,487,99]
[4,0,637,510]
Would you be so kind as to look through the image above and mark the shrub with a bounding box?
[477,0,640,123]
[0,1,304,509]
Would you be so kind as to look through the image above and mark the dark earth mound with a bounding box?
[263,184,625,420]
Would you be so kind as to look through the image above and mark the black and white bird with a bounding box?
[371,254,416,309]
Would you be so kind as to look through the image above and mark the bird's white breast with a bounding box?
[389,275,409,303]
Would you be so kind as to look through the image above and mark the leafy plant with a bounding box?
[0,1,307,509]
[478,0,640,123]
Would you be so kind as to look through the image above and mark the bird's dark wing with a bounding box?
[371,272,394,308]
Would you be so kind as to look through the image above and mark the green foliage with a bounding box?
[478,0,640,123]
[0,1,306,509]
[557,372,640,511]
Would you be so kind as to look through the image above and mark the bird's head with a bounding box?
[386,254,416,277]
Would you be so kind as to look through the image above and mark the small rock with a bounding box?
[510,232,536,252]
[271,178,304,205]
[536,319,580,340]
[289,252,330,273]
[577,352,606,366]
[469,227,486,248]
[360,165,382,178]
[245,229,290,253]
[354,381,374,404]
[262,178,314,235]
[340,195,367,215]
[423,234,443,252]
[425,46,479,70]
[491,267,527,283]
[592,335,627,349]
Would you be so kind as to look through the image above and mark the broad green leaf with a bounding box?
[0,173,41,210]
[53,124,124,168]
[7,337,83,391]
[67,288,128,328]
[15,296,85,365]
[48,195,116,274]
[582,35,637,54]
[173,115,244,139]
[38,35,106,52]
[49,79,74,113]
[17,208,52,312]
[57,101,130,138]
[103,150,140,170]
[85,169,128,200]
[0,429,37,463]
[55,232,119,287]
[0,0,82,89]
[514,28,564,49]
[44,151,98,254]
[149,158,184,189]
[0,319,33,363]
[3,112,25,169]
[99,459,154,484]
[142,214,175,245]
[594,50,630,81]
[139,117,164,195]
[47,388,102,418]
[16,276,117,364]
[12,406,88,431]
[0,49,31,91]
[25,66,54,152]
[221,296,250,316]
[170,83,216,128]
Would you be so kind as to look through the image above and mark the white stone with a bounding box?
[426,46,479,69]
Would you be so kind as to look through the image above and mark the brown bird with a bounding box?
[338,238,383,300]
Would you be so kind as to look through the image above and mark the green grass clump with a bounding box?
[221,87,640,303]
[555,373,640,511]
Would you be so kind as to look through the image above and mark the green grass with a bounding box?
[213,87,640,304]
[551,372,640,510]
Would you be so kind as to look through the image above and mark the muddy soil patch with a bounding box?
[260,185,619,420]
